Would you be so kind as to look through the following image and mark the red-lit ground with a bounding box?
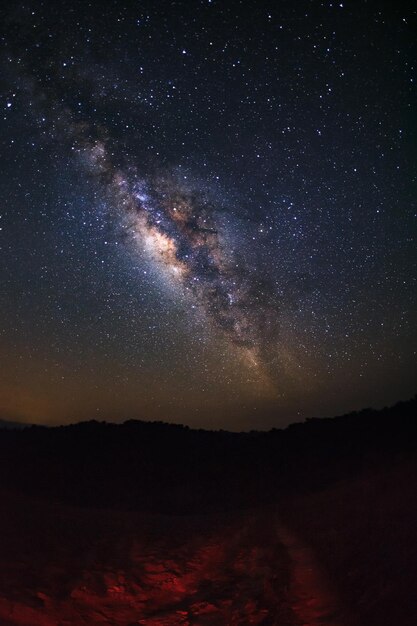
[0,489,352,626]
[282,459,417,626]
[276,524,353,626]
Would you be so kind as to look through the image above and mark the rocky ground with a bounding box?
[0,489,354,626]
[0,490,292,625]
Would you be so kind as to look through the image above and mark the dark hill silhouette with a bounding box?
[0,396,415,512]
[0,418,29,430]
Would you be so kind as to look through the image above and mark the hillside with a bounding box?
[0,397,416,625]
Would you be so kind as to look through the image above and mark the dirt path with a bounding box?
[0,494,295,625]
[276,522,353,626]
[0,491,354,625]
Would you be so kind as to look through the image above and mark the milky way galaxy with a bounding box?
[1,1,416,428]
[83,139,281,373]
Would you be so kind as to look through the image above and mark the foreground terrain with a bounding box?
[0,397,415,624]
[0,491,296,625]
[0,487,358,626]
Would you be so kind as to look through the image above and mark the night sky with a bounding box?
[1,0,416,430]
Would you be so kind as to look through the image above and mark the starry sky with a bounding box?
[0,0,416,430]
